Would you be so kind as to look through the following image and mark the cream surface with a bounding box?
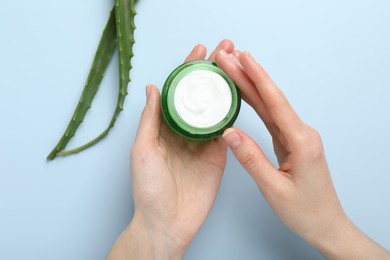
[174,70,232,128]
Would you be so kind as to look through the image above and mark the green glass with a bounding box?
[161,60,241,141]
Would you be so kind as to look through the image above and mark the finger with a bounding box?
[208,39,234,61]
[184,44,207,62]
[239,52,304,135]
[223,128,279,187]
[215,50,272,123]
[232,50,242,59]
[134,85,162,148]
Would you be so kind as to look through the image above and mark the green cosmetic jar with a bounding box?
[161,60,241,141]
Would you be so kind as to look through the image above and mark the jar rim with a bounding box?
[161,60,241,141]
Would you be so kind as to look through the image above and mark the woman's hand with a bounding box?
[108,40,234,260]
[216,50,390,259]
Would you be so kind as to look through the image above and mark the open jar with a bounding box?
[161,60,241,141]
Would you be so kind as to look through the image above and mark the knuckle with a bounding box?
[275,87,286,99]
[267,89,285,111]
[295,126,324,161]
[240,150,260,172]
[310,128,322,144]
[309,129,324,159]
[292,131,307,145]
[140,106,149,118]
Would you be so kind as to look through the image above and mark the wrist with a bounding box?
[108,214,187,260]
[310,215,389,259]
[309,214,354,258]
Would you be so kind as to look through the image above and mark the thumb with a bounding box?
[134,85,161,148]
[223,128,277,186]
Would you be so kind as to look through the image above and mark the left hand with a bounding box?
[215,49,390,259]
[108,40,234,260]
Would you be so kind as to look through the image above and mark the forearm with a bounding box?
[107,217,186,260]
[311,217,390,260]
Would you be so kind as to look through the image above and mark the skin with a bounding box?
[107,40,234,259]
[216,49,390,259]
[108,41,390,259]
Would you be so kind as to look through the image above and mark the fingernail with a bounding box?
[146,85,151,100]
[219,49,230,59]
[219,50,243,69]
[229,54,243,69]
[223,129,241,148]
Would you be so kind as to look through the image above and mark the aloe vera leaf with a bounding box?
[58,0,137,156]
[47,7,118,161]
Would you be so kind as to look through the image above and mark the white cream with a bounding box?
[174,70,232,128]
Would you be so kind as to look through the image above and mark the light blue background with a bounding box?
[0,0,389,259]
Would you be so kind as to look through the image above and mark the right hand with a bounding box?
[108,40,235,260]
[216,49,390,259]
